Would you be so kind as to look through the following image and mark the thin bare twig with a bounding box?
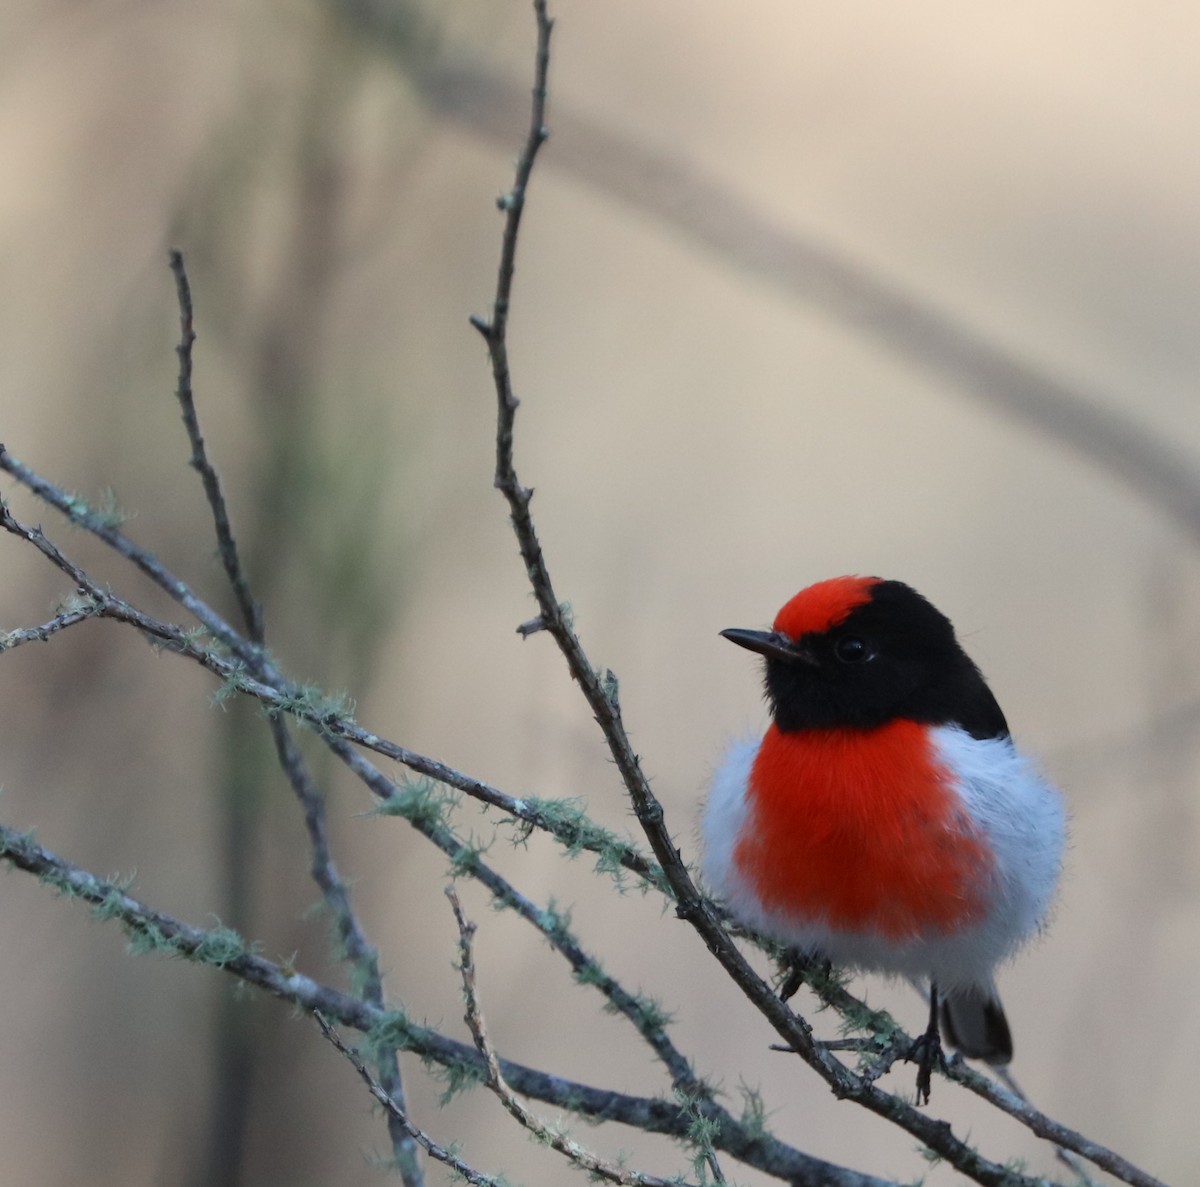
[447,885,702,1187]
[316,1012,505,1187]
[949,1063,1161,1187]
[166,248,421,1184]
[0,600,104,651]
[269,725,423,1184]
[991,1068,1102,1187]
[0,444,256,665]
[168,249,264,641]
[469,7,1167,1187]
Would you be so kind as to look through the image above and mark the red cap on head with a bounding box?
[773,575,880,640]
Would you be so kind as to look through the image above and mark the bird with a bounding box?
[702,575,1066,1102]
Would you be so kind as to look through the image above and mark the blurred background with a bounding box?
[2,0,1199,1183]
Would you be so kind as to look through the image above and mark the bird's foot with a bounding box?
[905,1027,946,1106]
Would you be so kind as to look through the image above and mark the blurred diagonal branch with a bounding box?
[337,0,1200,547]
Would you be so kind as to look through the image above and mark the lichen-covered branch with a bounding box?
[0,821,888,1187]
[0,443,664,897]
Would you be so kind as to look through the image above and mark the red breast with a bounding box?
[734,719,993,941]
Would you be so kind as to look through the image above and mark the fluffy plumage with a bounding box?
[703,576,1066,1073]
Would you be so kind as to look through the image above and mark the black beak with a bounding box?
[720,628,817,665]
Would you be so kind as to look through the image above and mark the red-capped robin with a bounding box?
[702,575,1066,1102]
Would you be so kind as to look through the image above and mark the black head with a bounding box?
[722,577,1008,740]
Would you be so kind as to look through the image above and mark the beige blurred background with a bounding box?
[2,0,1199,1183]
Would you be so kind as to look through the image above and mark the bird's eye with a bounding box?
[834,635,871,663]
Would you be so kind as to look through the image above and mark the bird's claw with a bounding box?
[906,1030,947,1105]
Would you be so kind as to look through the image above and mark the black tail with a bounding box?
[940,983,1013,1064]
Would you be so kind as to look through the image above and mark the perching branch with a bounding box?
[2,411,1158,1187]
